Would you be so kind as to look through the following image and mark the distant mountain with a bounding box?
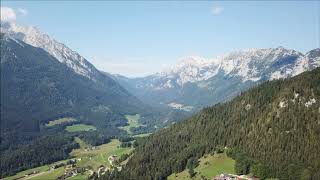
[111,68,320,180]
[0,29,145,134]
[114,47,320,111]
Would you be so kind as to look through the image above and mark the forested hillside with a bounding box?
[0,35,143,177]
[0,36,145,133]
[105,68,320,180]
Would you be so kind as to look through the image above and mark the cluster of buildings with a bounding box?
[108,155,123,171]
[45,153,123,179]
[97,165,108,177]
[53,159,87,180]
[84,146,99,151]
[95,154,123,178]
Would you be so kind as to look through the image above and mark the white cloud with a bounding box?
[211,6,224,15]
[18,8,28,16]
[1,7,16,22]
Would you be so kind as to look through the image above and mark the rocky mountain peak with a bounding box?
[1,22,97,80]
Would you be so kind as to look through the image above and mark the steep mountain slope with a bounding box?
[115,48,320,111]
[1,22,98,80]
[0,35,145,133]
[109,68,320,180]
[0,22,189,133]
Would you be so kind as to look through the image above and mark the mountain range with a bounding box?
[2,22,319,132]
[115,47,320,111]
[0,22,189,139]
[1,21,319,135]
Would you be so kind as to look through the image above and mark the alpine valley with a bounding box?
[1,19,319,180]
[114,47,320,111]
[0,22,186,177]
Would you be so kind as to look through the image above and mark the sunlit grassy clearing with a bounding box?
[31,167,64,180]
[70,138,133,170]
[168,153,235,180]
[45,117,77,127]
[2,165,50,180]
[74,137,88,149]
[196,153,235,178]
[118,114,145,134]
[65,124,96,132]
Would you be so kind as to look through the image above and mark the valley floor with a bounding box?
[2,138,133,180]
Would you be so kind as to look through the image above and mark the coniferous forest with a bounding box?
[102,68,320,180]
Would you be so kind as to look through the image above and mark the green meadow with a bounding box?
[70,138,133,170]
[119,114,145,135]
[65,124,96,132]
[168,153,235,180]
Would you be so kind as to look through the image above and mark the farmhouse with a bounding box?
[50,162,65,170]
[108,155,118,166]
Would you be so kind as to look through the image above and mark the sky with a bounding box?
[1,1,319,77]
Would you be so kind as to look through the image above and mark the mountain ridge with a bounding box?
[1,22,99,80]
[113,47,320,110]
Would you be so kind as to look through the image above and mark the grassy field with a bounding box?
[70,138,133,170]
[65,124,96,132]
[31,167,65,180]
[2,158,71,180]
[168,153,235,180]
[45,117,77,127]
[2,165,50,180]
[168,169,190,180]
[196,153,235,178]
[119,114,145,134]
[3,138,132,180]
[74,137,88,148]
[67,171,91,180]
[30,167,90,180]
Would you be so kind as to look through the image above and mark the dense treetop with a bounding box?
[104,68,320,180]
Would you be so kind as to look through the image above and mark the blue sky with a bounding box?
[1,1,319,77]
